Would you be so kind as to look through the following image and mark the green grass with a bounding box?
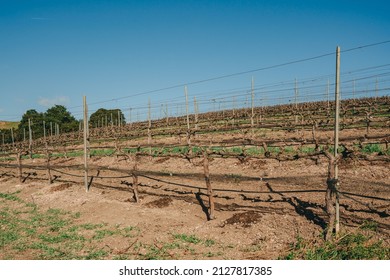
[90,149,115,157]
[0,192,141,260]
[136,234,217,260]
[361,144,383,154]
[281,230,389,260]
[173,233,202,244]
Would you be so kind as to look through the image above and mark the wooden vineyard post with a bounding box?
[10,128,15,148]
[148,98,152,158]
[118,109,121,129]
[165,104,169,127]
[129,108,132,128]
[43,121,52,184]
[46,148,52,184]
[334,46,341,236]
[324,150,338,241]
[326,79,330,116]
[365,109,372,136]
[294,78,299,125]
[17,150,23,184]
[43,121,46,143]
[28,118,33,159]
[203,151,215,220]
[83,96,89,192]
[232,96,236,127]
[132,148,140,203]
[251,77,255,134]
[185,86,191,146]
[194,97,198,131]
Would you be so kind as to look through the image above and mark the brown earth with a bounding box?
[0,146,389,259]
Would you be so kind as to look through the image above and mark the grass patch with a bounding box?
[281,230,389,260]
[361,144,383,154]
[0,192,140,260]
[173,233,202,244]
[136,234,217,260]
[0,192,22,202]
[90,149,115,157]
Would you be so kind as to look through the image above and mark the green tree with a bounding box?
[16,105,79,142]
[44,105,78,133]
[17,109,44,140]
[90,108,125,128]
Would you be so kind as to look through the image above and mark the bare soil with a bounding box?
[1,150,389,259]
[0,125,389,259]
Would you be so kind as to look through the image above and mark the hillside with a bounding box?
[0,121,19,130]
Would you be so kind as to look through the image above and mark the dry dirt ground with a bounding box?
[0,148,389,259]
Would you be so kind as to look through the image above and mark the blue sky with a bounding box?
[1,0,390,122]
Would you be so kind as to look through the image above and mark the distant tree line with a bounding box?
[89,108,126,128]
[0,105,125,144]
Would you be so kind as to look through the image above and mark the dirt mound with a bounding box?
[144,197,173,208]
[50,183,71,192]
[223,210,262,228]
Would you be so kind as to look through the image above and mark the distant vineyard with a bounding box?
[1,96,389,240]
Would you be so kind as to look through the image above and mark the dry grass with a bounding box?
[0,121,19,130]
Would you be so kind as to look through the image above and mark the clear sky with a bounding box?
[1,0,390,122]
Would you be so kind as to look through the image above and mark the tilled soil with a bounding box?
[0,149,389,259]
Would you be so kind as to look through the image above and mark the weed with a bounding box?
[281,231,389,260]
[120,226,140,238]
[0,192,22,202]
[362,144,382,154]
[204,239,216,247]
[85,249,108,260]
[360,220,379,231]
[173,233,202,244]
[93,229,115,240]
[79,223,105,230]
[71,212,81,219]
[90,149,115,157]
[246,147,264,155]
[0,193,139,260]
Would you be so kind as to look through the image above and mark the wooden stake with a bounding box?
[334,46,341,235]
[294,78,298,124]
[129,108,132,128]
[132,150,140,203]
[326,79,330,114]
[375,78,378,100]
[165,104,169,126]
[194,97,198,130]
[232,96,236,126]
[83,96,89,192]
[43,121,46,144]
[118,110,121,127]
[10,128,14,147]
[46,148,52,184]
[148,98,152,156]
[203,151,215,220]
[185,86,191,145]
[251,77,255,128]
[324,150,337,241]
[28,119,32,158]
[17,150,23,183]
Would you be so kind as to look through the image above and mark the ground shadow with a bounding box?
[265,182,327,229]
